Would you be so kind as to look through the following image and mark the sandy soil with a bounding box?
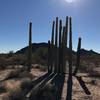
[0,67,100,100]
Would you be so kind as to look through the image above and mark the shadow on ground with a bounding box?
[28,73,65,100]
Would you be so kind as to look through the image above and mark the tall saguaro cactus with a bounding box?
[65,16,69,73]
[62,16,69,73]
[51,21,55,72]
[62,26,66,73]
[59,20,62,47]
[58,19,62,73]
[65,16,68,46]
[55,17,58,47]
[67,17,73,100]
[54,17,58,73]
[73,37,81,76]
[51,21,55,45]
[69,17,72,76]
[28,22,32,71]
[48,16,90,99]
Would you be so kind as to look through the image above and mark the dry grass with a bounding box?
[0,67,100,100]
[72,75,100,100]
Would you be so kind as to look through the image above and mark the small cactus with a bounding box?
[48,40,51,73]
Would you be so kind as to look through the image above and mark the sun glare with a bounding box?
[65,0,76,3]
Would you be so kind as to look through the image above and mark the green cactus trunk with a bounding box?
[61,26,66,74]
[63,16,69,74]
[51,21,55,72]
[48,40,51,73]
[54,17,58,73]
[69,17,72,77]
[65,16,68,46]
[67,17,73,100]
[73,37,81,76]
[58,19,62,73]
[28,22,32,71]
[51,21,55,45]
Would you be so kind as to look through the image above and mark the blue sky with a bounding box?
[0,0,100,53]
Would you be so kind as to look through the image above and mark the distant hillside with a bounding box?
[15,42,100,69]
[16,43,48,54]
[0,42,99,72]
[80,49,100,56]
[16,42,100,56]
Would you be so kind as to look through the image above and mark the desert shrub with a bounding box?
[0,56,9,69]
[7,50,14,57]
[0,54,28,69]
[77,60,89,73]
[11,54,27,65]
[32,47,48,65]
[35,47,48,60]
[39,65,47,71]
[30,84,56,100]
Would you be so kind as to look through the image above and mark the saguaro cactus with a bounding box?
[55,17,58,47]
[59,20,62,47]
[62,16,69,74]
[64,16,69,73]
[69,17,72,76]
[65,16,68,46]
[51,21,55,72]
[58,19,62,73]
[73,37,81,76]
[28,22,32,71]
[51,21,55,45]
[54,17,58,73]
[48,40,51,73]
[67,17,73,100]
[61,26,66,73]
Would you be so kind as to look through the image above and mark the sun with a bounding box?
[65,0,76,3]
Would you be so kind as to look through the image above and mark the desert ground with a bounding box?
[0,65,100,100]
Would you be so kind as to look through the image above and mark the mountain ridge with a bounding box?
[16,42,100,56]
